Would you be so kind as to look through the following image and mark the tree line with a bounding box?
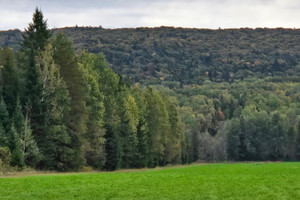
[0,9,300,171]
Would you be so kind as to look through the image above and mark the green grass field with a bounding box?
[0,162,300,200]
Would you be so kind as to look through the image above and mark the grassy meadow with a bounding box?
[0,162,300,200]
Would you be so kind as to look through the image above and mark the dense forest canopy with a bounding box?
[1,26,300,85]
[0,9,300,171]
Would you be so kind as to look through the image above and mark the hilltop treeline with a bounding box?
[1,26,300,86]
[1,10,300,171]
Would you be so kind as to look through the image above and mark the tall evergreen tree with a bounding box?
[21,8,51,168]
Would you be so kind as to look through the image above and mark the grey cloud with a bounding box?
[1,0,300,30]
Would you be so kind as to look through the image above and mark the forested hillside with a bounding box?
[1,26,300,85]
[0,9,300,172]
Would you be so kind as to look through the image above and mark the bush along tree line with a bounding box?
[0,9,300,171]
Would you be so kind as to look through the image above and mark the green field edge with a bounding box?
[0,161,287,178]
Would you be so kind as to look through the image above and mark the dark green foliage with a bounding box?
[120,95,139,168]
[104,125,121,170]
[23,48,44,142]
[22,8,51,53]
[0,98,10,146]
[0,47,19,113]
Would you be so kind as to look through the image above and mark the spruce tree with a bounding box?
[21,8,51,168]
[22,8,51,54]
[21,9,75,170]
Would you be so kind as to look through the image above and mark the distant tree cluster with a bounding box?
[166,80,300,162]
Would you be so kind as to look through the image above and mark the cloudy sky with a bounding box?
[0,0,299,30]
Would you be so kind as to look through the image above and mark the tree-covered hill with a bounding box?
[1,27,300,85]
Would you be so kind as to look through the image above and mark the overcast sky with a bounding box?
[1,0,299,30]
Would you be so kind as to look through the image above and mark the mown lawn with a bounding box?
[0,162,299,200]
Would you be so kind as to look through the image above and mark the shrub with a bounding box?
[0,147,11,167]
